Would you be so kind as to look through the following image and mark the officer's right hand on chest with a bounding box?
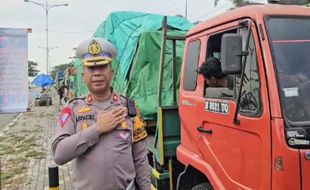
[96,106,127,134]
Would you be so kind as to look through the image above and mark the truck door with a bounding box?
[195,21,271,189]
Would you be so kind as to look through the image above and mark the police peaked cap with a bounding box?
[76,37,117,67]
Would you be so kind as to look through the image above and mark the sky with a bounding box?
[0,0,241,75]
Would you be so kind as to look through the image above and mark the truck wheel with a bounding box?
[191,183,213,190]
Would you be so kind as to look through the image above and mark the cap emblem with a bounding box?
[88,40,101,56]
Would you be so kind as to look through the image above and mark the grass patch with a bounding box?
[1,166,28,185]
[0,143,15,155]
[5,157,28,168]
[38,112,48,117]
[9,135,26,143]
[2,176,27,187]
[18,129,31,134]
[25,150,45,159]
[22,137,38,147]
[15,141,37,150]
[46,112,55,117]
[32,127,43,133]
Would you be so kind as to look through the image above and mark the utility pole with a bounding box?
[185,0,188,19]
[24,0,68,75]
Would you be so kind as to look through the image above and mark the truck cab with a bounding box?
[177,4,310,190]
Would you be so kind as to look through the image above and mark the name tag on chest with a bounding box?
[76,114,94,122]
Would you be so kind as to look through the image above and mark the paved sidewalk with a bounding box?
[0,95,73,190]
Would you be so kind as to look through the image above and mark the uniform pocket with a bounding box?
[115,128,131,146]
[76,121,93,132]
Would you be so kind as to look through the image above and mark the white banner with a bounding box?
[0,28,29,113]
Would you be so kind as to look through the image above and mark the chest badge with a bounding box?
[78,106,92,113]
[81,123,89,131]
[121,121,128,129]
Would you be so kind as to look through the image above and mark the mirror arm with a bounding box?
[233,21,252,125]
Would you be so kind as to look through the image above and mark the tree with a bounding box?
[28,60,40,77]
[50,62,73,80]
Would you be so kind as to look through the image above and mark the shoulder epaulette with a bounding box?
[68,97,85,104]
[133,108,147,143]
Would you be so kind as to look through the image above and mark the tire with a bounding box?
[191,183,213,190]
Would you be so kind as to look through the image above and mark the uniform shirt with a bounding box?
[52,92,151,190]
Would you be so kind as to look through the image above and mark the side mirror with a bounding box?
[221,34,242,75]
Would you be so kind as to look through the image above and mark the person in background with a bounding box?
[57,82,68,105]
[198,57,232,88]
[40,87,46,95]
[52,37,151,190]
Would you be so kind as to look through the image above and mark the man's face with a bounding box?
[205,77,217,87]
[83,64,113,94]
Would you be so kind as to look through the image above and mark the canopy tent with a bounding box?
[31,74,55,88]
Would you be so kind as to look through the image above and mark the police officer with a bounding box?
[52,37,151,190]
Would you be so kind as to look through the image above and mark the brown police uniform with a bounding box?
[52,93,151,190]
[52,37,151,190]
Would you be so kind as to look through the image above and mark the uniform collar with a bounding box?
[85,93,95,105]
[111,91,120,104]
[85,89,120,106]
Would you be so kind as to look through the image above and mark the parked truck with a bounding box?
[150,4,310,190]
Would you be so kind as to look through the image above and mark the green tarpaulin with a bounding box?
[73,11,193,120]
[126,31,186,120]
[73,59,88,97]
[94,11,192,91]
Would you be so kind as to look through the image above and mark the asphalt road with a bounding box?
[0,87,41,130]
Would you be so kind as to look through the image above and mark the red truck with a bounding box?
[149,4,310,190]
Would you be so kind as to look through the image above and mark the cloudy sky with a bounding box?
[0,0,239,74]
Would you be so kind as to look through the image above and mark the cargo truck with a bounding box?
[149,4,310,190]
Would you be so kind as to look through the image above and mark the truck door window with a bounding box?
[202,29,237,99]
[183,40,200,91]
[237,28,261,115]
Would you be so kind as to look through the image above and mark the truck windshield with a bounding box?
[266,16,310,125]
